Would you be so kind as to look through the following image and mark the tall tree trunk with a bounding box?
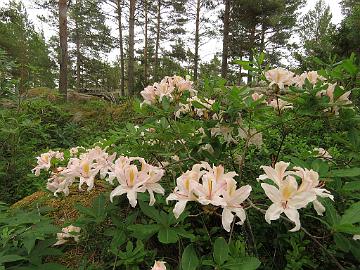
[154,0,161,81]
[59,0,68,99]
[116,0,125,96]
[75,0,81,91]
[247,23,256,85]
[144,0,148,85]
[221,0,230,79]
[128,0,136,95]
[194,0,201,81]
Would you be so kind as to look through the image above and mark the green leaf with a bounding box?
[213,237,229,265]
[0,254,27,264]
[334,224,360,235]
[158,227,178,244]
[334,233,351,252]
[128,224,159,240]
[323,200,340,226]
[342,181,360,191]
[139,201,162,223]
[223,257,261,270]
[181,244,199,270]
[340,202,360,225]
[328,168,360,177]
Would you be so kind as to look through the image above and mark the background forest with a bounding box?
[1,0,359,96]
[1,0,360,270]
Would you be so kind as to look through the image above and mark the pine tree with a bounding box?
[295,0,335,70]
[0,1,56,92]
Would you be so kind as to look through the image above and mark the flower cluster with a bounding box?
[166,162,252,232]
[141,75,195,105]
[175,96,216,119]
[54,225,81,246]
[109,157,165,207]
[33,147,165,207]
[265,68,325,89]
[32,150,64,176]
[258,161,334,231]
[316,83,352,115]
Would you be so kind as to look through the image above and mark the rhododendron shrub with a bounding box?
[31,66,360,270]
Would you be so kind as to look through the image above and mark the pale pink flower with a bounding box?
[257,161,291,186]
[110,164,147,207]
[32,150,64,176]
[210,125,236,144]
[151,261,167,270]
[265,68,294,89]
[268,98,293,111]
[251,92,264,101]
[141,85,157,105]
[314,147,332,160]
[54,225,81,246]
[221,179,252,232]
[238,128,263,147]
[261,176,316,231]
[306,71,325,85]
[166,164,205,218]
[292,72,308,88]
[293,167,334,216]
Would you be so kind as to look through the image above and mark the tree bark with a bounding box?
[59,0,68,99]
[116,0,125,96]
[75,0,81,91]
[221,0,230,79]
[128,0,136,95]
[144,0,148,85]
[194,0,201,81]
[154,0,161,81]
[247,23,256,85]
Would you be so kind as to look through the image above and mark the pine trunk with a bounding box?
[116,0,125,96]
[75,0,81,91]
[247,23,256,85]
[221,0,230,79]
[194,0,201,81]
[59,0,68,99]
[144,0,148,85]
[128,0,136,95]
[154,0,161,82]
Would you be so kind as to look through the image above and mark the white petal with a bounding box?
[289,191,316,209]
[313,200,325,216]
[222,208,234,232]
[265,203,283,224]
[233,207,246,225]
[148,190,156,206]
[110,185,127,202]
[173,200,188,219]
[284,208,301,232]
[261,183,281,203]
[127,190,138,208]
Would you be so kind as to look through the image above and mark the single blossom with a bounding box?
[238,127,263,147]
[265,68,294,89]
[261,176,316,231]
[54,225,81,246]
[32,150,64,176]
[257,161,291,186]
[151,261,167,270]
[221,179,252,232]
[313,147,332,160]
[251,92,264,101]
[293,167,334,216]
[268,98,293,111]
[166,164,204,218]
[110,164,147,207]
